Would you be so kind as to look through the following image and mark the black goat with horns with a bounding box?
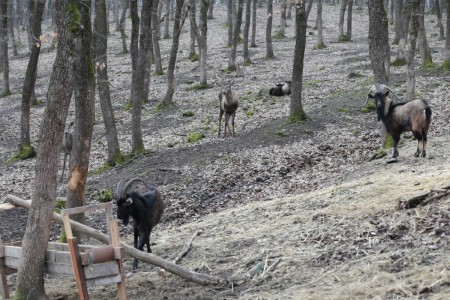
[116,178,165,269]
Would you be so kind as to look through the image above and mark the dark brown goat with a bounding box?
[269,81,291,97]
[368,90,432,158]
[116,178,164,269]
[218,86,239,137]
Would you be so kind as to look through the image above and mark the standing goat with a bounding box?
[218,86,239,137]
[116,178,164,269]
[269,81,291,97]
[368,88,432,158]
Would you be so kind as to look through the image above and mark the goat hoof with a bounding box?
[414,151,420,157]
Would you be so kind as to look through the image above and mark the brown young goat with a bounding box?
[218,86,239,137]
[368,90,432,158]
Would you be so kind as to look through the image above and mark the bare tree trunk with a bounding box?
[279,0,287,36]
[190,0,208,85]
[227,0,233,46]
[164,0,170,38]
[207,0,214,19]
[66,0,96,233]
[228,0,244,70]
[338,0,349,39]
[406,0,419,101]
[153,0,163,74]
[418,0,432,66]
[0,0,10,96]
[250,0,256,47]
[397,0,411,62]
[114,0,120,30]
[316,0,326,49]
[243,0,251,64]
[94,0,122,165]
[290,1,307,122]
[368,0,390,85]
[130,0,152,153]
[445,0,450,63]
[13,0,75,297]
[436,0,445,40]
[346,0,353,39]
[287,0,292,18]
[265,0,274,58]
[162,0,187,105]
[393,0,403,43]
[7,0,17,56]
[119,0,129,53]
[189,0,197,58]
[20,0,45,154]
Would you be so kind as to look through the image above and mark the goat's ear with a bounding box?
[368,93,374,99]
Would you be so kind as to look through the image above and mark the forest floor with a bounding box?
[1,3,450,299]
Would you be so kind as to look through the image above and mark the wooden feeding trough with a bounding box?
[0,202,127,300]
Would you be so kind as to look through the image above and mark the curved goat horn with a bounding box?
[119,178,149,200]
[116,178,128,199]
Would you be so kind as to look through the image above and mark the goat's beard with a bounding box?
[376,105,384,122]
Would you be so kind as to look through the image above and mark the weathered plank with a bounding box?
[86,274,122,288]
[61,202,112,216]
[84,261,120,279]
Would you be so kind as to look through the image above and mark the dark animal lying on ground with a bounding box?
[269,81,291,97]
[218,86,239,137]
[116,178,164,269]
[368,88,432,159]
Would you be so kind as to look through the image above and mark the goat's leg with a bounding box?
[218,110,224,137]
[133,230,150,269]
[224,114,230,137]
[231,112,236,137]
[422,130,428,157]
[392,135,400,158]
[412,130,423,157]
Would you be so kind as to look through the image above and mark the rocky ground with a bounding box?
[1,3,450,299]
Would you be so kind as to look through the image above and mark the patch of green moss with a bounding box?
[348,71,365,78]
[59,228,67,243]
[246,110,255,117]
[8,146,37,162]
[153,70,164,76]
[68,3,81,33]
[243,58,252,66]
[391,58,407,67]
[32,98,43,106]
[187,132,205,143]
[191,83,209,90]
[442,59,450,71]
[124,101,132,111]
[154,101,173,112]
[55,198,66,213]
[202,116,212,125]
[337,35,350,42]
[222,66,236,73]
[420,61,436,72]
[288,114,307,124]
[221,22,229,29]
[275,128,288,137]
[351,129,360,135]
[313,43,327,50]
[132,145,146,155]
[188,52,199,62]
[383,134,394,149]
[186,80,194,84]
[361,99,377,113]
[373,148,388,160]
[182,110,195,117]
[272,31,285,39]
[338,107,350,113]
[98,189,113,203]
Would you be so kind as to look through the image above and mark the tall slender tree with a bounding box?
[368,0,390,85]
[243,0,251,64]
[153,0,163,74]
[290,0,308,122]
[207,0,214,19]
[338,0,349,40]
[66,0,96,229]
[250,0,256,47]
[129,0,153,153]
[119,0,129,53]
[418,0,432,66]
[227,0,233,47]
[266,0,274,58]
[20,0,45,157]
[191,0,209,85]
[94,0,122,166]
[13,0,76,297]
[315,0,326,49]
[436,0,445,41]
[0,0,10,96]
[445,0,450,67]
[406,0,420,101]
[279,0,287,36]
[228,0,244,70]
[162,0,188,105]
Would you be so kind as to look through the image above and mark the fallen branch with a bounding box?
[159,229,202,276]
[399,185,450,209]
[5,195,221,286]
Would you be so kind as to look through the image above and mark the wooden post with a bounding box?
[110,220,128,300]
[0,236,10,299]
[63,214,89,300]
